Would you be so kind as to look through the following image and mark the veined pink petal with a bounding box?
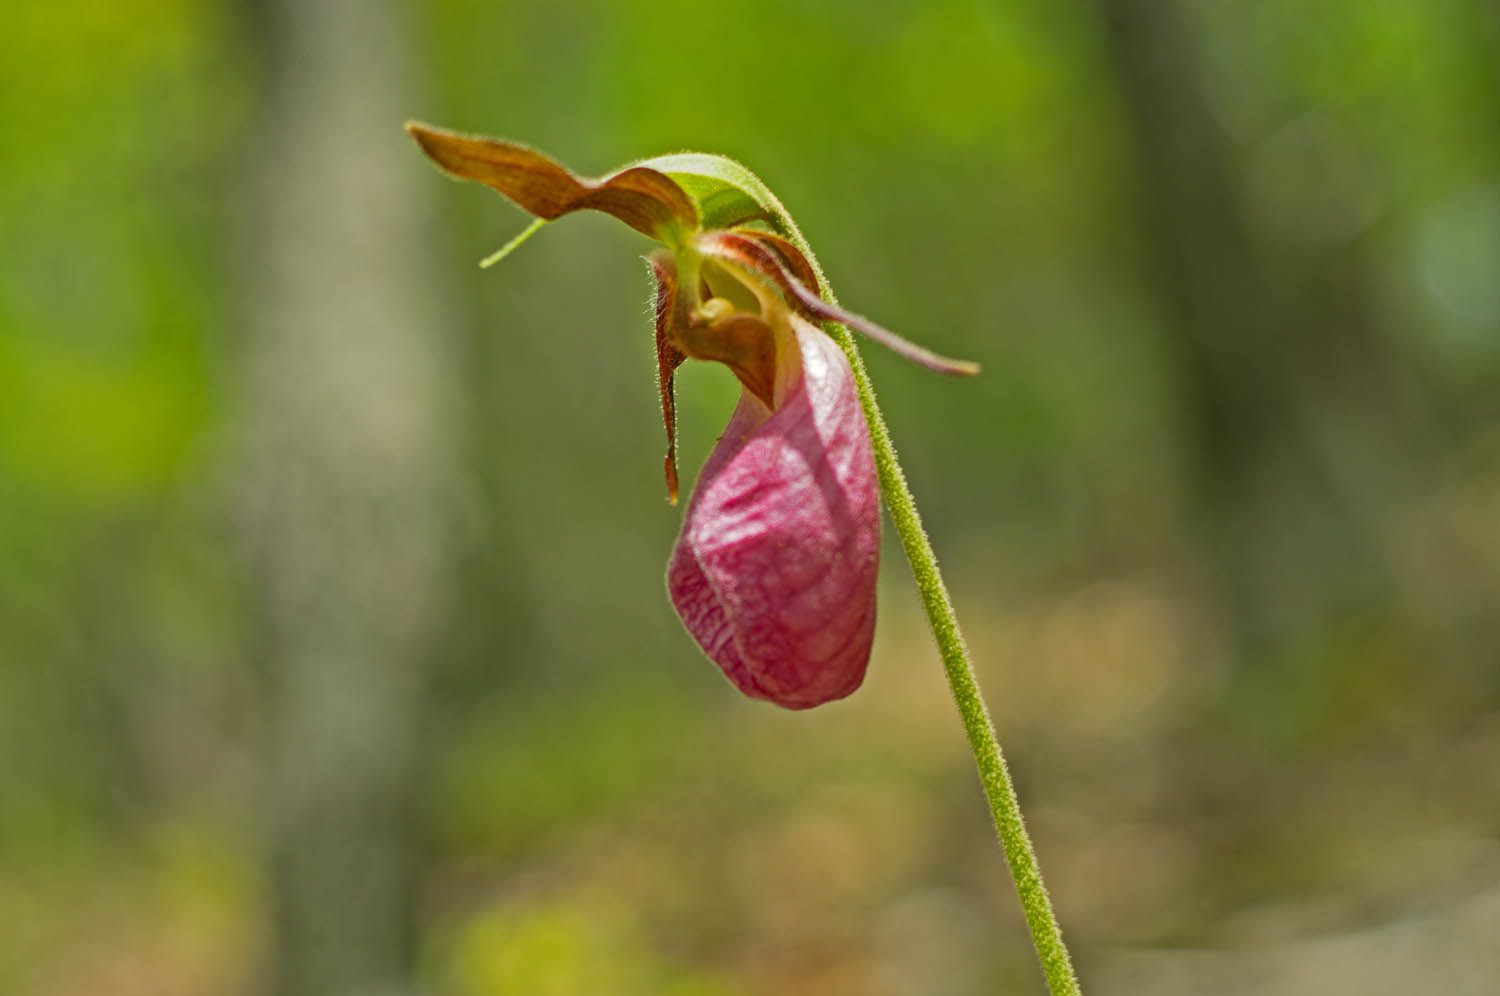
[667,315,880,708]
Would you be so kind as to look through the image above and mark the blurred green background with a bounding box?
[4,0,1499,993]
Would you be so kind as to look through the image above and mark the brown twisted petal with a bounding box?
[405,122,698,241]
[651,252,687,504]
[698,230,982,377]
[729,228,821,295]
[650,252,782,502]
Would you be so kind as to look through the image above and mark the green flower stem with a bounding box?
[747,192,1082,992]
[834,331,1083,996]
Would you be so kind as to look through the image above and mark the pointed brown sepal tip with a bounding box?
[665,458,680,505]
[404,121,697,243]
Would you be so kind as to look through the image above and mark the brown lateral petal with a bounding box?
[651,252,687,503]
[406,122,698,242]
[731,229,821,296]
[699,230,982,377]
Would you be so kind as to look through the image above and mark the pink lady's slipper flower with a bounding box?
[665,309,879,708]
[406,124,977,708]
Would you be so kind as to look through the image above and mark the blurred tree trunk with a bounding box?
[1095,0,1425,654]
[237,1,453,994]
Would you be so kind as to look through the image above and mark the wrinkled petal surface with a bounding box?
[668,317,879,708]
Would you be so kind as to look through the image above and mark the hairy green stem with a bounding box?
[836,327,1082,996]
[756,191,1081,995]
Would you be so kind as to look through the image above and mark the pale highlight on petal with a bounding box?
[667,315,880,709]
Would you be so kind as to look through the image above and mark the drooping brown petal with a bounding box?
[650,252,687,504]
[698,230,982,377]
[406,122,698,242]
[731,228,821,295]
